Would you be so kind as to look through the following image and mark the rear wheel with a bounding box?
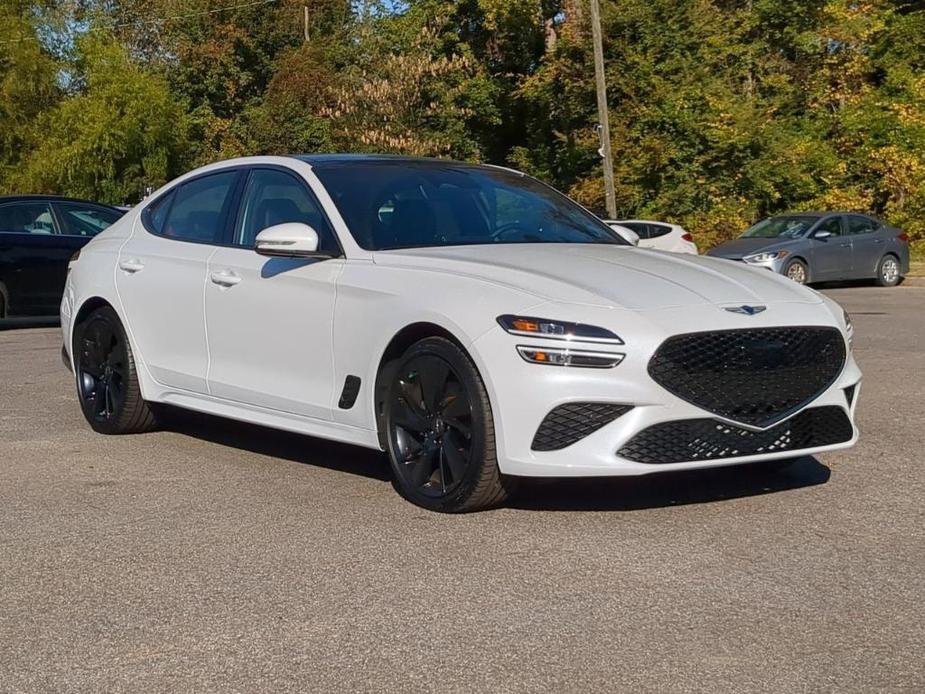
[874,254,901,287]
[383,337,514,512]
[74,306,157,434]
[784,258,808,285]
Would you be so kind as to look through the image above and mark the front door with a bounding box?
[116,169,241,393]
[205,167,342,420]
[809,215,852,280]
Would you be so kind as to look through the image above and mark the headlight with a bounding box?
[843,308,854,349]
[743,250,790,264]
[497,315,623,345]
[516,345,625,368]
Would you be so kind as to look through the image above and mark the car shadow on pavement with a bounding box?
[156,407,831,510]
[509,457,831,512]
[157,406,392,482]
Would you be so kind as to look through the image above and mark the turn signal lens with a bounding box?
[516,345,625,368]
[497,315,623,344]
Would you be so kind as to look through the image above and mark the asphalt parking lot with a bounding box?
[1,286,924,693]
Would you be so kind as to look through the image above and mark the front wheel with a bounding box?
[74,306,158,434]
[874,255,901,287]
[784,258,808,285]
[383,337,515,512]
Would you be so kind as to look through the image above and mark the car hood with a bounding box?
[706,237,799,259]
[372,244,821,310]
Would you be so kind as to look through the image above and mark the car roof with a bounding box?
[290,154,512,172]
[0,194,121,210]
[772,211,873,218]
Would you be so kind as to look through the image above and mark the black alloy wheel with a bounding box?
[75,306,157,434]
[384,337,513,512]
[78,315,127,423]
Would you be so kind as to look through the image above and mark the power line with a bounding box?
[0,0,280,46]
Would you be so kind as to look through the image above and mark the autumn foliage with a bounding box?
[1,0,923,253]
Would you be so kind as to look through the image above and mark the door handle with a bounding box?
[839,243,851,248]
[118,259,144,273]
[872,238,884,244]
[210,270,241,287]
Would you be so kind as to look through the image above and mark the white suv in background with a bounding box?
[615,220,698,254]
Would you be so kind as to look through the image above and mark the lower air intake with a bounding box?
[532,403,633,451]
[617,406,853,464]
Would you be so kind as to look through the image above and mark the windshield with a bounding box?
[312,162,626,250]
[741,215,817,239]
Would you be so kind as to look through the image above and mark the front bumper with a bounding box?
[473,303,860,478]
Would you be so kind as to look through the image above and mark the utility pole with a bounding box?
[589,0,616,218]
[303,6,310,43]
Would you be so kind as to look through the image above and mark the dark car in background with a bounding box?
[0,195,123,318]
[707,212,910,287]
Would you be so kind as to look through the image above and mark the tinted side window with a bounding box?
[144,190,175,234]
[648,223,673,239]
[847,215,879,235]
[235,169,338,253]
[0,202,57,235]
[162,171,238,243]
[56,203,121,237]
[815,216,843,237]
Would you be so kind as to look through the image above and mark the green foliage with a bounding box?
[12,35,188,203]
[0,0,923,253]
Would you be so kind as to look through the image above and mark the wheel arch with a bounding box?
[71,296,116,347]
[372,322,470,449]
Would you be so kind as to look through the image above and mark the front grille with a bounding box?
[531,403,633,451]
[648,327,846,427]
[617,406,853,464]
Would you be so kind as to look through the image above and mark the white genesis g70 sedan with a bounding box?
[61,155,860,512]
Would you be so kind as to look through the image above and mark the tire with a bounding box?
[784,258,808,285]
[74,305,158,434]
[874,254,901,287]
[382,337,515,512]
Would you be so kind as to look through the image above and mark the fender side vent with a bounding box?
[531,403,633,451]
[338,375,362,409]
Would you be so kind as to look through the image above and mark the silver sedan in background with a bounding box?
[707,212,911,286]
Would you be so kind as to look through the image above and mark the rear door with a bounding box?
[0,200,83,316]
[205,166,343,419]
[116,169,242,393]
[845,214,883,279]
[808,215,851,280]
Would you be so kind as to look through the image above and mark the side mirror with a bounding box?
[607,223,640,246]
[255,222,327,258]
[814,230,832,240]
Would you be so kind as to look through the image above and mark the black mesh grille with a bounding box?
[617,406,853,464]
[532,403,633,451]
[648,327,846,427]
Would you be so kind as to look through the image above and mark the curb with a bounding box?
[902,276,925,287]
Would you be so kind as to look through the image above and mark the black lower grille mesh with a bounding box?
[617,406,853,464]
[648,327,846,427]
[532,403,633,451]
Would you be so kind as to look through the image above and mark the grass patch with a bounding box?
[909,260,925,278]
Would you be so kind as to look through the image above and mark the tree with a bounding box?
[13,35,189,203]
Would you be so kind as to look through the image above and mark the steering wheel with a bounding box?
[491,221,533,241]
